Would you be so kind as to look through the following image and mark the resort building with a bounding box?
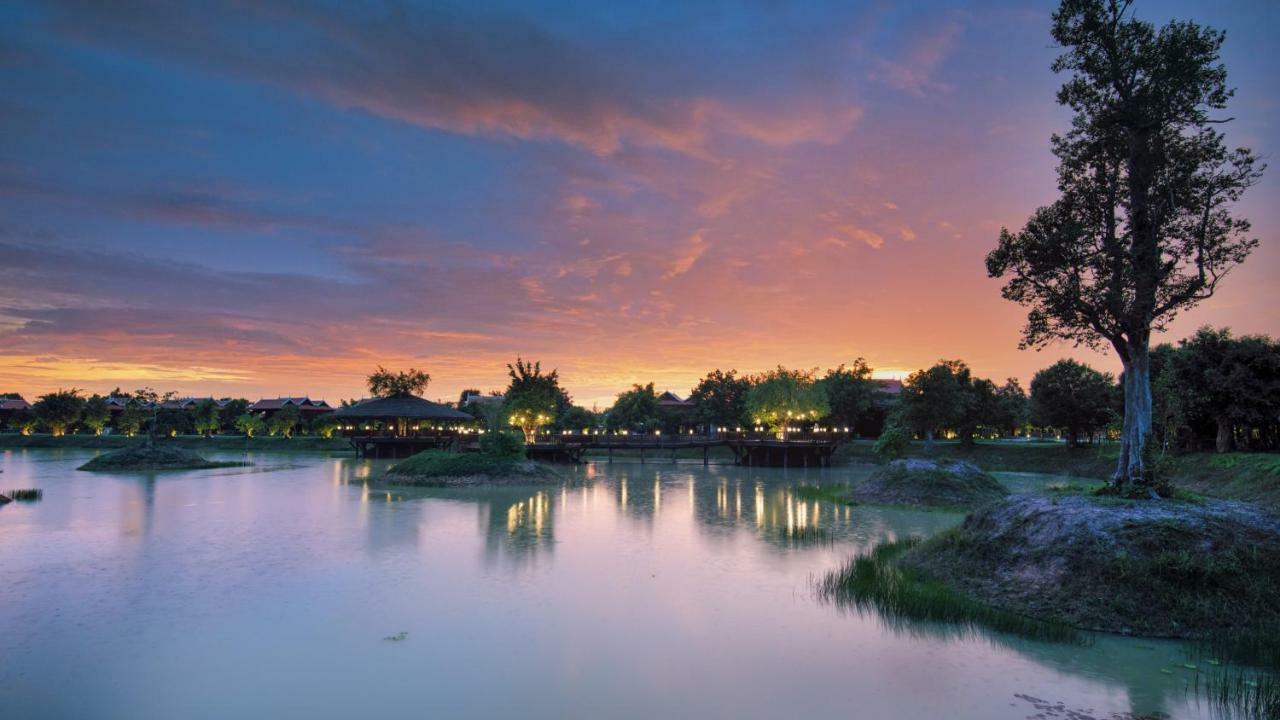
[333,395,475,458]
[0,395,31,425]
[248,397,333,419]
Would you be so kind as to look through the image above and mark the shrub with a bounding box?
[874,421,912,459]
[481,430,526,459]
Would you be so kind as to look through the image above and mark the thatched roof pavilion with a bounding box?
[333,395,472,436]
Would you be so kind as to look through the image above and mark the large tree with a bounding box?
[503,357,569,441]
[688,369,752,429]
[745,367,829,431]
[986,0,1262,490]
[820,360,877,430]
[83,394,111,436]
[1173,328,1280,453]
[1029,359,1117,446]
[898,360,972,450]
[607,383,661,432]
[33,389,85,436]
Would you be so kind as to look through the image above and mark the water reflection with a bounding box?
[0,450,1229,719]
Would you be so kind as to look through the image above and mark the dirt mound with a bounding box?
[905,494,1280,638]
[850,459,1008,508]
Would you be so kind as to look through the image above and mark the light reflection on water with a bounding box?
[0,449,1217,719]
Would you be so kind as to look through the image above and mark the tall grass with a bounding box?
[5,488,42,501]
[1187,626,1280,720]
[817,538,1084,645]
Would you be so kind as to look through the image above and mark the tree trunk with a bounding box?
[924,428,935,453]
[1215,416,1234,454]
[1114,344,1154,491]
[1066,427,1078,448]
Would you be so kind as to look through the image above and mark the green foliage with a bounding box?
[480,430,526,459]
[33,389,85,436]
[116,405,147,437]
[234,413,265,438]
[8,409,38,435]
[1029,359,1116,445]
[607,383,661,432]
[267,405,301,438]
[367,366,431,398]
[503,357,568,441]
[192,399,221,437]
[310,413,340,439]
[218,398,249,432]
[744,366,828,430]
[899,361,971,444]
[992,378,1030,436]
[557,405,598,433]
[153,409,193,437]
[874,420,912,459]
[689,369,751,429]
[82,395,111,435]
[820,360,877,429]
[818,538,1083,644]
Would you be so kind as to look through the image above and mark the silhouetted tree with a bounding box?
[367,366,430,398]
[33,389,85,436]
[986,0,1263,490]
[689,369,752,430]
[821,360,877,430]
[1030,359,1116,446]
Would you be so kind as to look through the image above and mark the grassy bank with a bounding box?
[0,433,350,453]
[836,440,1280,510]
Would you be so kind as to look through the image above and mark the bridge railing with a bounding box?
[528,430,856,446]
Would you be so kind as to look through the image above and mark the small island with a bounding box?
[78,441,246,472]
[383,429,562,487]
[849,458,1008,508]
[900,493,1280,639]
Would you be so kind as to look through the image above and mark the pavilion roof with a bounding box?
[332,395,472,421]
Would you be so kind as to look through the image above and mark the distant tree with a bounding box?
[992,379,1030,436]
[899,361,972,450]
[83,394,111,436]
[1148,344,1187,454]
[745,367,829,431]
[33,389,85,436]
[9,409,38,435]
[268,405,301,439]
[503,357,569,441]
[1174,327,1280,452]
[558,405,598,433]
[117,405,147,437]
[154,409,193,437]
[367,366,431,398]
[986,0,1264,490]
[310,413,341,439]
[607,383,661,432]
[1030,359,1116,446]
[235,413,265,438]
[820,360,877,429]
[218,398,249,432]
[191,399,221,437]
[688,369,752,429]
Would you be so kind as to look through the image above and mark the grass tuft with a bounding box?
[817,538,1084,644]
[5,488,42,501]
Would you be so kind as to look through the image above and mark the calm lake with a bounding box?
[0,449,1222,719]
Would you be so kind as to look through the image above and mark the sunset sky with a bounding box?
[1,0,1277,409]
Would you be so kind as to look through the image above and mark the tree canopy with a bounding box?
[986,0,1263,489]
[745,367,828,430]
[503,357,568,441]
[367,366,431,398]
[820,361,877,430]
[33,389,85,436]
[689,369,752,429]
[1030,359,1117,446]
[607,383,661,432]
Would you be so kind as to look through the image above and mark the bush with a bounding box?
[481,430,526,459]
[874,421,912,459]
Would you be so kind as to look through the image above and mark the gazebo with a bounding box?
[334,395,475,458]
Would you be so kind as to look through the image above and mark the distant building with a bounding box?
[158,397,231,411]
[248,397,333,419]
[461,391,504,407]
[0,395,32,426]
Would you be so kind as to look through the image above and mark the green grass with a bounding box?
[817,538,1084,644]
[792,483,856,505]
[838,440,1280,510]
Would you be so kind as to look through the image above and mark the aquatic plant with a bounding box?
[5,488,42,501]
[817,538,1084,645]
